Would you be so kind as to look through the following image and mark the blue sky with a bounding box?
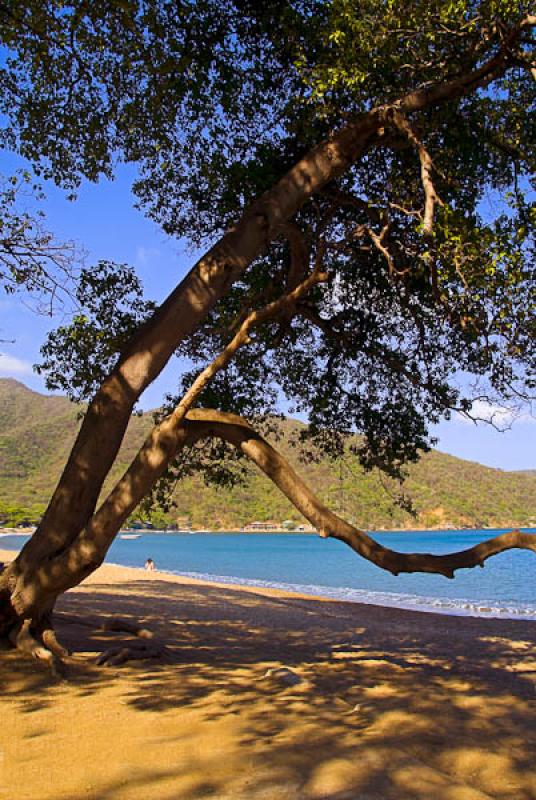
[0,155,534,471]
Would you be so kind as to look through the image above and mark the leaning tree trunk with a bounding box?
[1,117,381,638]
[14,48,508,572]
[17,114,382,571]
[0,44,517,658]
[1,408,535,670]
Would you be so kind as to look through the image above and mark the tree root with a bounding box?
[93,616,168,666]
[94,640,167,667]
[4,611,167,673]
[41,624,70,659]
[57,614,168,667]
[8,619,67,679]
[98,617,154,639]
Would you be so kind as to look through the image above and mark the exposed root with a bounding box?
[3,610,167,671]
[8,619,67,678]
[95,640,167,667]
[93,616,167,666]
[41,625,71,659]
[97,617,154,639]
[59,614,168,667]
[5,611,167,671]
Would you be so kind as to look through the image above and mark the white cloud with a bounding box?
[135,246,161,266]
[456,399,535,428]
[0,353,33,376]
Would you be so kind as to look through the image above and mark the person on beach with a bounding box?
[145,558,155,571]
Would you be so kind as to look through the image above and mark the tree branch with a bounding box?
[319,189,382,224]
[389,110,444,236]
[184,412,536,580]
[278,222,311,291]
[14,25,525,593]
[363,222,397,277]
[26,410,536,612]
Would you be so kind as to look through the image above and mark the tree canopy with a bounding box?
[2,2,534,468]
[0,169,79,312]
[0,1,535,665]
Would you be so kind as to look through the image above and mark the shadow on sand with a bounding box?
[2,577,536,799]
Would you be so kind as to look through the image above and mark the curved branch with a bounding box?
[17,409,536,614]
[8,274,328,615]
[390,110,444,236]
[182,411,536,579]
[23,29,519,570]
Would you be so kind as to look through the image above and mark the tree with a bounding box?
[0,0,535,669]
[0,170,79,313]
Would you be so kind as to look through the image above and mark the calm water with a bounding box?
[2,529,536,620]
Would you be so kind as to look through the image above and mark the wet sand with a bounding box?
[1,547,536,799]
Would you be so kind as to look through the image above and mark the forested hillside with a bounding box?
[1,379,534,530]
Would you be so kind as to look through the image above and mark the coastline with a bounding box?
[0,546,355,606]
[3,524,535,537]
[2,546,536,799]
[3,530,536,623]
[100,559,536,624]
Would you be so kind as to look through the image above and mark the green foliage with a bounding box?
[36,261,156,402]
[0,501,44,526]
[1,3,534,483]
[298,0,534,107]
[1,380,535,531]
[0,169,78,308]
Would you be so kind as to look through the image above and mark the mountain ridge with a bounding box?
[1,378,535,529]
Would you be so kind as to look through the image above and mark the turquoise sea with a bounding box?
[2,528,536,620]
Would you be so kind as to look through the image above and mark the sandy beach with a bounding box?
[1,546,536,800]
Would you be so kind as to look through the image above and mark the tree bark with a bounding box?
[18,43,513,576]
[5,409,535,629]
[1,35,525,645]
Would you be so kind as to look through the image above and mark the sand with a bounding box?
[1,547,536,800]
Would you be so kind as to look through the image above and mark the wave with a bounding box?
[158,568,536,621]
[5,531,536,621]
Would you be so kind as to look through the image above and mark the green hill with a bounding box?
[0,378,534,530]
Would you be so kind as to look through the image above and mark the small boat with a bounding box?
[120,534,142,540]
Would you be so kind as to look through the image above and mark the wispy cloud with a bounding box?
[456,399,535,428]
[135,246,161,266]
[0,353,33,376]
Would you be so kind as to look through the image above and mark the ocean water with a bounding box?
[2,529,536,620]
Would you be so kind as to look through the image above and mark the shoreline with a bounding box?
[106,562,536,624]
[3,525,535,537]
[2,546,536,625]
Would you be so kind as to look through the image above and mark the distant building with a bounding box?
[281,520,316,532]
[176,516,193,531]
[243,520,280,532]
[242,520,316,532]
[130,519,154,530]
[281,519,297,530]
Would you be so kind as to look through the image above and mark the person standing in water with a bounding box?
[145,558,155,571]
